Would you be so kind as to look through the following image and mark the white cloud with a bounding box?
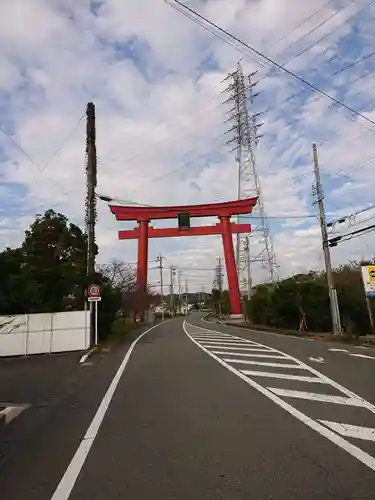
[1,0,375,292]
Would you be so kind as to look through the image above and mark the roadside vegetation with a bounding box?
[0,210,156,341]
[211,262,374,338]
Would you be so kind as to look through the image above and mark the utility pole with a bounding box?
[170,266,176,315]
[312,143,342,336]
[85,102,98,346]
[216,257,223,317]
[185,280,189,314]
[245,236,252,299]
[178,271,182,313]
[217,257,223,295]
[157,254,164,321]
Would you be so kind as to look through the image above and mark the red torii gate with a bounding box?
[109,197,257,318]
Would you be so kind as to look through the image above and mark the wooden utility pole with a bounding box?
[178,271,182,313]
[245,236,252,299]
[217,257,223,317]
[312,143,342,336]
[86,102,98,346]
[157,254,164,321]
[170,266,176,315]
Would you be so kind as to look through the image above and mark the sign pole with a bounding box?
[87,284,101,346]
[366,296,374,333]
[95,300,98,345]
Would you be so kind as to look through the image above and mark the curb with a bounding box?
[79,346,98,364]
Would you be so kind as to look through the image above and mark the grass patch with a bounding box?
[108,317,142,341]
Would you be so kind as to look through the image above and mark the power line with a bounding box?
[327,203,375,228]
[278,0,363,67]
[329,223,375,246]
[242,214,316,220]
[164,0,375,129]
[254,45,375,139]
[101,91,226,166]
[264,0,337,53]
[277,0,356,67]
[126,131,228,196]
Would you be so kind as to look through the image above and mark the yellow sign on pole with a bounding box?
[361,266,375,296]
[367,266,375,282]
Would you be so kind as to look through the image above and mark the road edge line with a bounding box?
[51,321,164,500]
[183,321,375,472]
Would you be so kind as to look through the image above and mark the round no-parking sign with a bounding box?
[88,284,101,297]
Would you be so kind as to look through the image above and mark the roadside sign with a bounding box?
[361,266,375,296]
[88,296,102,302]
[88,284,101,297]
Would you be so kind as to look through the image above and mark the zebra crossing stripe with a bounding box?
[267,388,369,407]
[212,352,286,358]
[319,421,375,442]
[224,359,300,369]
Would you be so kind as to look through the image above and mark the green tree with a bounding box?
[2,210,87,314]
[245,263,373,336]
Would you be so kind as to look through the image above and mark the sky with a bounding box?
[1,0,375,293]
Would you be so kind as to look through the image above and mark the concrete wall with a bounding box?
[0,310,90,357]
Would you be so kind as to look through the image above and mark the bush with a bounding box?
[245,263,373,336]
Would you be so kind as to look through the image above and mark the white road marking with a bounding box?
[329,348,348,352]
[308,356,325,363]
[201,342,260,348]
[201,346,272,352]
[234,325,316,341]
[196,337,257,343]
[267,388,369,407]
[195,339,253,344]
[0,404,30,423]
[212,352,286,359]
[192,323,375,414]
[224,359,300,369]
[350,353,375,360]
[50,322,163,500]
[319,421,375,442]
[240,370,324,383]
[79,346,98,364]
[191,334,233,339]
[183,321,375,472]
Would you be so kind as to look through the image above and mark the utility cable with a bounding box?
[164,0,375,129]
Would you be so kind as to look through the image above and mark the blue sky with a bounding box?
[1,0,375,291]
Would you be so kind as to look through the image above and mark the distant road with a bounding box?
[1,315,375,499]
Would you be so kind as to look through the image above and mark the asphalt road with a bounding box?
[1,315,375,499]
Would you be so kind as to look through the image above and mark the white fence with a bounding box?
[0,310,90,357]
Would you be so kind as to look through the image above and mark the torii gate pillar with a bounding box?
[136,219,149,293]
[220,216,242,317]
